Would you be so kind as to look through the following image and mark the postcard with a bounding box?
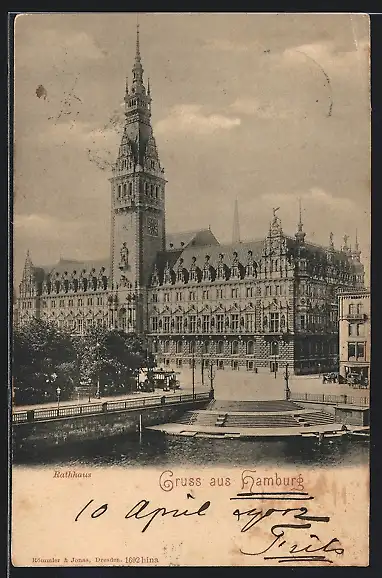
[10,12,370,567]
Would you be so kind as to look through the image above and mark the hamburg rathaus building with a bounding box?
[16,27,365,376]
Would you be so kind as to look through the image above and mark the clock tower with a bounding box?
[109,24,166,333]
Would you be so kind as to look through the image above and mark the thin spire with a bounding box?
[355,228,359,250]
[135,18,141,62]
[125,76,129,94]
[298,197,303,230]
[295,198,305,242]
[131,16,144,90]
[232,199,241,244]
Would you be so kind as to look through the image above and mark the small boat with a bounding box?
[347,430,370,440]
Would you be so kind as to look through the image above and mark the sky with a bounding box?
[13,13,371,286]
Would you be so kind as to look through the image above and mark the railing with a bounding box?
[345,313,368,321]
[12,392,211,424]
[291,392,369,407]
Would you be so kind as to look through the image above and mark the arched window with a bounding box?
[231,340,239,355]
[176,341,183,354]
[203,341,209,354]
[155,186,158,198]
[123,183,127,196]
[163,340,170,353]
[247,340,254,355]
[118,185,122,197]
[217,340,224,354]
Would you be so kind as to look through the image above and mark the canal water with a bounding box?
[14,431,369,469]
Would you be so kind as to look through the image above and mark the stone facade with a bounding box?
[15,27,365,376]
[338,289,370,384]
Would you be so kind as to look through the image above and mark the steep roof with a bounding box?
[33,258,110,281]
[165,229,219,251]
[154,239,264,280]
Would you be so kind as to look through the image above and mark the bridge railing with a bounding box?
[12,392,211,424]
[290,392,369,406]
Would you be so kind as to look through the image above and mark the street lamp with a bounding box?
[284,363,291,401]
[96,341,101,399]
[56,386,61,411]
[192,339,195,400]
[272,341,278,379]
[209,358,215,399]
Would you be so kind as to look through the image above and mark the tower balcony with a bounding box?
[345,313,368,321]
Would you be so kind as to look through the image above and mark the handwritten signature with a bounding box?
[232,493,343,563]
[74,492,344,563]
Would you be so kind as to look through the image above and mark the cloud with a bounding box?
[203,38,253,53]
[230,97,290,119]
[14,213,85,240]
[155,104,241,136]
[17,27,106,64]
[281,40,369,78]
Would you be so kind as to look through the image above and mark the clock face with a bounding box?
[147,216,159,236]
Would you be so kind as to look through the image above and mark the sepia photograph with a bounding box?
[11,12,370,567]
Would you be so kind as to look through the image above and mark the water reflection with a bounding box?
[15,431,369,469]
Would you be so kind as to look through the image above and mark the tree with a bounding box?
[13,318,78,404]
[78,327,154,395]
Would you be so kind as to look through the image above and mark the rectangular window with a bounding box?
[348,323,356,336]
[300,314,306,330]
[189,291,196,301]
[246,287,253,298]
[203,290,209,300]
[270,313,280,333]
[357,303,363,314]
[357,342,365,360]
[152,317,158,332]
[245,313,254,332]
[231,314,239,331]
[216,314,224,333]
[357,324,364,336]
[231,288,238,299]
[78,319,83,333]
[77,299,83,306]
[163,316,170,332]
[176,292,182,301]
[348,342,356,360]
[152,293,158,302]
[164,293,170,302]
[202,315,210,333]
[189,316,196,333]
[216,288,223,299]
[348,303,354,314]
[59,299,64,307]
[176,316,183,333]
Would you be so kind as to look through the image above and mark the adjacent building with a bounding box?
[15,26,366,376]
[338,289,370,385]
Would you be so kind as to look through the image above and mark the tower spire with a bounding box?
[131,17,144,91]
[135,18,141,62]
[232,199,241,244]
[295,198,306,243]
[353,228,361,261]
